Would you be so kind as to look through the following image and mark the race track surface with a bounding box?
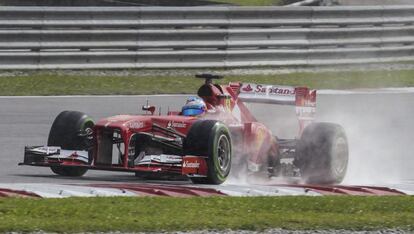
[1,91,413,189]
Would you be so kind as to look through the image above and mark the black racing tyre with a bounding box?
[184,120,232,185]
[48,111,94,177]
[50,166,88,177]
[295,122,348,185]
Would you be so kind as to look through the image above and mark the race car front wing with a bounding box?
[20,146,208,177]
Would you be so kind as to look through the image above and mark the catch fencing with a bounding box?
[0,6,413,69]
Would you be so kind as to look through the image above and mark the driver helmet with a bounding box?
[182,97,206,116]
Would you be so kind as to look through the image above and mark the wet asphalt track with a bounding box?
[0,91,413,186]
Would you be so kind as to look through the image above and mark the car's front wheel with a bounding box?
[48,111,94,177]
[184,120,232,185]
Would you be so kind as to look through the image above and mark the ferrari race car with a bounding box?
[20,74,349,185]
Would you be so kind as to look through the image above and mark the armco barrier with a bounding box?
[0,6,413,69]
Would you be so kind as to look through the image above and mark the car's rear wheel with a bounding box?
[48,111,94,177]
[295,122,348,185]
[184,120,232,185]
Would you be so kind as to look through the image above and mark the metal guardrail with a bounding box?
[0,6,413,69]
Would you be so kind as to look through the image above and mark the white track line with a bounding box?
[0,87,414,98]
[319,87,414,95]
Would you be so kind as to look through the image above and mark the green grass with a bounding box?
[0,196,413,232]
[0,69,413,96]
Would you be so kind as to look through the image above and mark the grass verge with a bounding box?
[0,69,414,96]
[0,196,413,232]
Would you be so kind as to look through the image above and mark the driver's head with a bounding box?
[182,97,206,116]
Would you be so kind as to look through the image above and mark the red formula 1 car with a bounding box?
[20,74,348,185]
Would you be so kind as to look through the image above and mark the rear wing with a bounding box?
[236,83,317,134]
[238,83,315,106]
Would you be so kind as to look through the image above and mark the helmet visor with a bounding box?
[182,108,204,116]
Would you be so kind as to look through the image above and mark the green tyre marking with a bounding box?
[210,123,232,183]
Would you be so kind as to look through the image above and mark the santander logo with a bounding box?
[183,161,200,168]
[241,83,295,96]
[242,84,253,92]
